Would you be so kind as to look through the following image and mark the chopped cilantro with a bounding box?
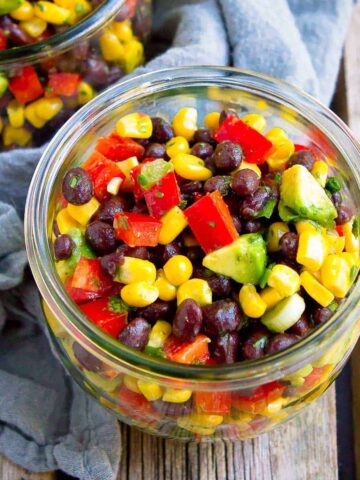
[144,345,164,357]
[36,2,46,11]
[45,86,54,94]
[273,172,282,185]
[178,199,187,210]
[137,173,148,187]
[109,296,134,312]
[259,264,274,289]
[352,216,360,238]
[325,176,342,193]
[208,221,216,228]
[155,191,164,198]
[255,198,276,219]
[69,175,79,188]
[116,216,129,230]
[253,336,268,349]
[75,2,85,13]
[328,301,339,312]
[350,265,358,283]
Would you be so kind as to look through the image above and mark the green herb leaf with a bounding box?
[352,216,360,238]
[69,175,79,188]
[137,173,148,187]
[328,301,339,312]
[155,191,164,198]
[259,263,274,289]
[75,2,85,13]
[325,176,343,194]
[178,199,187,210]
[273,172,282,185]
[253,336,268,349]
[144,345,165,357]
[350,265,358,283]
[208,221,216,228]
[255,198,277,219]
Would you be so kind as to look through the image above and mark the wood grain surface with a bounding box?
[0,456,56,480]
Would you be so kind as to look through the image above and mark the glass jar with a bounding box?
[25,67,360,441]
[0,0,151,150]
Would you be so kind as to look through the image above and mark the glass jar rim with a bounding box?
[25,66,360,385]
[0,0,123,66]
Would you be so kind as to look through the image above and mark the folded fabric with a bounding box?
[0,0,353,479]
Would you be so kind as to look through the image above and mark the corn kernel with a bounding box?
[204,111,220,130]
[2,124,31,147]
[300,271,334,307]
[116,257,156,284]
[295,220,322,235]
[35,97,63,121]
[267,264,300,297]
[154,269,177,301]
[34,1,70,24]
[266,138,295,171]
[56,208,81,234]
[7,100,24,128]
[166,136,190,157]
[325,230,345,254]
[123,375,141,393]
[285,364,313,386]
[20,17,47,37]
[177,413,223,429]
[343,220,360,253]
[320,254,351,298]
[239,284,267,318]
[112,19,133,41]
[106,176,122,195]
[259,287,283,309]
[257,99,268,110]
[340,252,360,268]
[163,255,193,286]
[265,127,288,143]
[116,112,152,139]
[177,278,212,306]
[122,39,144,74]
[172,107,197,141]
[66,197,100,226]
[147,320,172,348]
[137,380,163,401]
[99,29,125,61]
[296,231,327,271]
[158,206,188,244]
[171,153,212,181]
[267,222,290,252]
[162,388,192,403]
[176,419,215,435]
[232,160,261,177]
[116,156,139,191]
[242,113,266,132]
[77,81,95,105]
[259,397,284,416]
[311,160,328,187]
[121,281,159,308]
[25,102,47,128]
[10,1,34,20]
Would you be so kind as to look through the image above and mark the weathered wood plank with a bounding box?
[118,387,337,480]
[0,455,56,480]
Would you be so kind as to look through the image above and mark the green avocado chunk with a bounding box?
[0,0,24,15]
[278,165,337,227]
[202,233,267,284]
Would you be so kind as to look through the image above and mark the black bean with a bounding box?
[202,300,242,336]
[73,41,90,60]
[265,333,299,355]
[312,306,333,325]
[85,221,116,255]
[95,194,133,223]
[144,143,166,158]
[132,200,149,215]
[208,275,233,297]
[138,300,175,323]
[62,167,93,205]
[213,141,243,173]
[100,249,124,277]
[223,195,238,215]
[331,191,342,209]
[336,206,352,225]
[186,246,203,264]
[210,332,239,363]
[191,142,214,159]
[0,16,32,45]
[117,244,150,260]
[173,299,203,342]
[81,55,110,88]
[261,173,280,199]
[180,181,203,195]
[118,318,151,349]
[288,312,310,336]
[239,187,270,219]
[151,117,174,143]
[241,326,269,360]
[73,342,103,372]
[232,215,242,234]
[54,234,74,260]
[106,65,124,86]
[150,242,182,266]
[242,219,263,233]
[152,399,192,416]
[232,169,260,197]
[53,220,60,238]
[219,109,238,124]
[288,150,316,170]
[194,128,213,144]
[204,175,231,195]
[279,232,299,261]
[204,155,217,175]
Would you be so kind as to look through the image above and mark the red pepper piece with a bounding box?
[82,150,110,181]
[96,132,145,161]
[93,162,125,201]
[336,225,344,236]
[118,386,158,424]
[232,381,285,414]
[213,117,274,164]
[163,334,210,364]
[46,73,81,97]
[9,66,44,104]
[130,158,158,202]
[65,277,102,304]
[79,296,128,337]
[114,212,161,247]
[143,171,181,218]
[71,257,114,293]
[184,191,239,253]
[298,366,329,393]
[195,391,231,415]
[0,29,7,50]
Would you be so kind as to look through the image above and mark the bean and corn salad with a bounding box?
[0,0,150,148]
[51,107,359,434]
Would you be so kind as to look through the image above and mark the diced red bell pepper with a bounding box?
[9,66,44,104]
[93,162,125,201]
[46,73,81,97]
[298,366,329,393]
[79,296,128,337]
[82,150,111,181]
[336,225,344,236]
[213,117,274,164]
[96,132,145,161]
[114,212,161,247]
[0,29,7,50]
[125,0,137,17]
[65,277,102,304]
[130,158,158,202]
[164,334,210,364]
[232,381,285,414]
[294,144,310,152]
[143,171,181,218]
[118,386,158,423]
[184,191,239,253]
[195,391,231,415]
[71,257,114,293]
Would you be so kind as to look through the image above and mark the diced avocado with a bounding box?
[55,227,95,281]
[279,165,337,227]
[261,293,305,333]
[202,233,267,284]
[0,0,24,15]
[137,159,173,190]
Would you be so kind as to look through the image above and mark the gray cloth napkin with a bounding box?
[0,0,354,478]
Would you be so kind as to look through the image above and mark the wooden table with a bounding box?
[1,4,360,479]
